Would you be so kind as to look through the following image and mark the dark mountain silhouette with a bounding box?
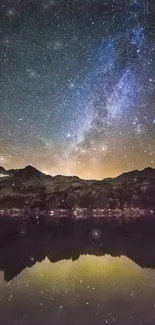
[8,165,47,180]
[2,164,155,183]
[0,167,9,176]
[112,167,155,183]
[0,230,155,281]
[0,165,155,210]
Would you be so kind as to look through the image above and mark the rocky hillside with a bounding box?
[0,165,155,210]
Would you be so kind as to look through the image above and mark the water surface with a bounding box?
[0,247,155,325]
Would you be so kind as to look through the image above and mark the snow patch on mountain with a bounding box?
[0,174,10,178]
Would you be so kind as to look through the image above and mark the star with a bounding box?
[0,0,154,180]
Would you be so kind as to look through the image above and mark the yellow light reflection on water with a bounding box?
[28,255,150,295]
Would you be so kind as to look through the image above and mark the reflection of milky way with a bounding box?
[1,255,155,324]
[0,1,155,178]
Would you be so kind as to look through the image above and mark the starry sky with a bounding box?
[0,0,155,179]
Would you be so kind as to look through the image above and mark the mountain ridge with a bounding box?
[0,164,155,182]
[0,165,155,210]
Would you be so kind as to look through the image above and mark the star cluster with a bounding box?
[0,0,155,179]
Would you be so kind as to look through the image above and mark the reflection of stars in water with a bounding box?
[1,255,155,324]
[91,229,102,240]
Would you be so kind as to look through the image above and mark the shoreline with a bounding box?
[0,214,155,238]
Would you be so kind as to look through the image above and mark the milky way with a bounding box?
[0,0,155,179]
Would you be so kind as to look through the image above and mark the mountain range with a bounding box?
[0,165,155,210]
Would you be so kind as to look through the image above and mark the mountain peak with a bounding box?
[0,166,6,173]
[143,167,154,172]
[11,165,45,180]
[24,165,39,172]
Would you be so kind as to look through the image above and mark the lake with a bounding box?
[0,232,155,325]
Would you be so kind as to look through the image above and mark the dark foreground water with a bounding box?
[0,229,155,325]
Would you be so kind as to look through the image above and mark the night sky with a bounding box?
[0,0,155,179]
